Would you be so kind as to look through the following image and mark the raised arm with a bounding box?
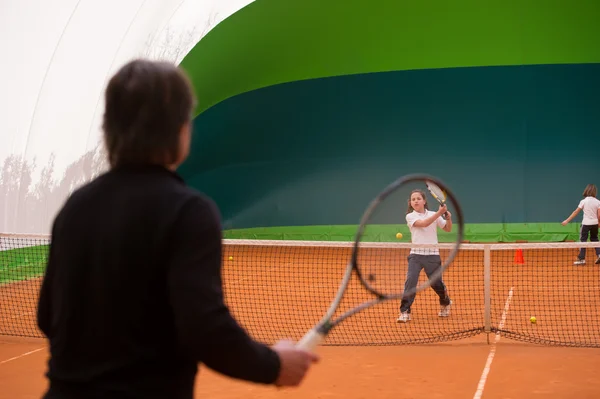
[412,205,447,228]
[441,211,453,232]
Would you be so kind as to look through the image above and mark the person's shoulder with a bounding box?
[405,210,417,220]
[186,190,220,215]
[581,196,600,206]
[62,166,216,216]
[174,186,222,223]
[60,173,106,207]
[50,174,107,229]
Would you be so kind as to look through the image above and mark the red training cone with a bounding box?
[514,248,525,265]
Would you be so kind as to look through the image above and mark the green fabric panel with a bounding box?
[223,224,582,243]
[0,245,48,284]
[180,0,600,115]
[501,223,579,242]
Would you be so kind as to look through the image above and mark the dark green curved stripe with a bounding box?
[180,0,600,116]
[177,63,600,229]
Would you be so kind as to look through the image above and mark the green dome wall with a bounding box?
[177,0,600,242]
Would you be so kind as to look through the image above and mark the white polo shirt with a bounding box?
[578,196,600,225]
[406,210,446,255]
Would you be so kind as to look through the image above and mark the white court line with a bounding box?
[472,287,514,399]
[0,347,44,365]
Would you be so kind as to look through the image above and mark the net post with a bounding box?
[483,244,491,344]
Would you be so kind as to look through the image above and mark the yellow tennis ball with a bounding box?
[228,256,233,261]
[529,316,537,324]
[396,233,403,239]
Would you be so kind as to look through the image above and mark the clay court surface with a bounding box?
[2,337,600,398]
[1,244,600,398]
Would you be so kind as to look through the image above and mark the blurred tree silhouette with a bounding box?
[0,142,109,234]
[1,13,218,234]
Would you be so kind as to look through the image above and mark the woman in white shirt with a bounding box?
[397,189,453,323]
[561,184,600,265]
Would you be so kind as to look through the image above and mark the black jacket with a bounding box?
[37,164,280,398]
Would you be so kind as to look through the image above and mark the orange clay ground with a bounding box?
[2,336,600,399]
[1,245,600,398]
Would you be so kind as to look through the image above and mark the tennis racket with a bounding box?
[296,173,464,352]
[426,180,449,219]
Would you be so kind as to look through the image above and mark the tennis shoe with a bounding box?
[438,300,452,317]
[396,312,411,323]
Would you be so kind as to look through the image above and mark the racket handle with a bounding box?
[296,328,325,352]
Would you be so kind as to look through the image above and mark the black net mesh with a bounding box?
[1,235,599,347]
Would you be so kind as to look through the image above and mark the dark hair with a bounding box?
[102,59,196,167]
[583,184,597,198]
[406,189,429,214]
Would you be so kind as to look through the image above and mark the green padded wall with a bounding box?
[177,0,600,242]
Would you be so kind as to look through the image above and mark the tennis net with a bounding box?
[1,233,599,347]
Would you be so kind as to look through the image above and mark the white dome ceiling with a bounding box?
[0,0,255,234]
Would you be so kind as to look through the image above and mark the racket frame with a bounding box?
[426,180,449,219]
[296,174,464,351]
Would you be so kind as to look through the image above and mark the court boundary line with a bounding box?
[0,347,44,365]
[473,286,514,399]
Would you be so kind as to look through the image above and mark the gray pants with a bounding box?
[400,254,450,313]
[578,224,600,260]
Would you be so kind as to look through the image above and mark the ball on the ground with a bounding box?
[228,256,233,261]
[529,316,537,324]
[396,232,403,239]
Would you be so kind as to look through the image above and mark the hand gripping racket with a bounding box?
[296,173,464,352]
[426,180,449,219]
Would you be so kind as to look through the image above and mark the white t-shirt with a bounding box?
[406,210,446,255]
[578,196,600,225]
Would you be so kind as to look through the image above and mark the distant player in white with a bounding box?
[397,189,453,323]
[561,184,600,265]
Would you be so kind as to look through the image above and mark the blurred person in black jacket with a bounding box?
[37,59,318,399]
